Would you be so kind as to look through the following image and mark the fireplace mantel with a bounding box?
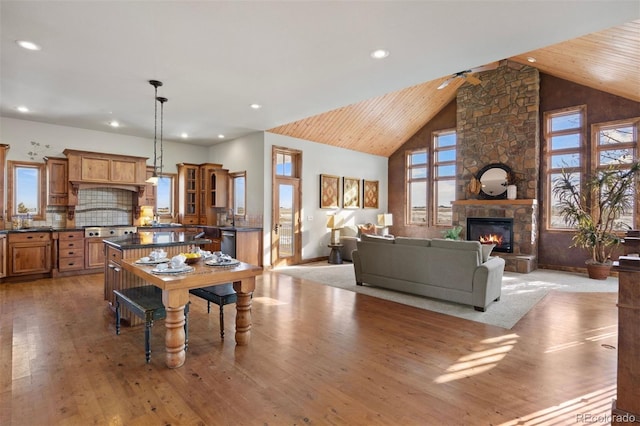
[452,199,537,206]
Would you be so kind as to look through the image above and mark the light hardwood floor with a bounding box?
[0,270,619,425]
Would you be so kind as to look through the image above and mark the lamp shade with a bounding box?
[377,213,393,227]
[326,214,344,229]
[326,215,335,229]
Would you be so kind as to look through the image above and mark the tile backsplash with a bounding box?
[75,188,134,226]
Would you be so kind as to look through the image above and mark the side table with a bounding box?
[328,243,343,264]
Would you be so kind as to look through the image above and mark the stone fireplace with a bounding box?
[451,60,540,273]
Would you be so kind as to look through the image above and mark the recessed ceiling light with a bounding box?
[16,40,41,51]
[181,132,189,139]
[527,56,537,63]
[109,120,120,128]
[250,103,262,110]
[17,106,30,113]
[218,134,225,139]
[370,49,389,59]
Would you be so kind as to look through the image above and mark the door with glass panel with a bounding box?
[272,148,302,267]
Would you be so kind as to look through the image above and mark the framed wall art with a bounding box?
[363,179,379,209]
[343,177,361,209]
[319,174,340,208]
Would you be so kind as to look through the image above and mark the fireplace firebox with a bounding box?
[467,217,514,253]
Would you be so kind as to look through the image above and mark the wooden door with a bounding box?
[271,147,302,267]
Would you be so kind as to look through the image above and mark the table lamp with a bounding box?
[140,206,155,226]
[326,214,344,244]
[377,213,393,236]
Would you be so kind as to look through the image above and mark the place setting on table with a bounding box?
[134,248,241,274]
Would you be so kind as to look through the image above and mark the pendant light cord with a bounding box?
[157,96,167,175]
[153,84,158,175]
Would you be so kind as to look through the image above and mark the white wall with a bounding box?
[0,117,209,170]
[263,132,388,265]
[208,132,265,215]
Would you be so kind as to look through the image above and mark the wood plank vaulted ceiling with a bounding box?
[268,20,640,158]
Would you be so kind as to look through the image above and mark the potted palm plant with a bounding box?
[552,161,640,279]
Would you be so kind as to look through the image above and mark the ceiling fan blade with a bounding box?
[465,74,482,85]
[437,76,456,90]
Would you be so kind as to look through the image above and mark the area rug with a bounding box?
[273,262,618,329]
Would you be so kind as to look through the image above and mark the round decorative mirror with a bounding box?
[477,163,511,199]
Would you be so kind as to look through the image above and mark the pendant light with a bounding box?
[146,79,162,185]
[157,96,167,176]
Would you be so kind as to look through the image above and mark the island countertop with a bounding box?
[103,231,212,250]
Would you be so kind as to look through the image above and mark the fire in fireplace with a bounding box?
[467,217,514,253]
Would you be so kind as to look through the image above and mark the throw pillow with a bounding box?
[357,223,376,237]
[481,243,496,262]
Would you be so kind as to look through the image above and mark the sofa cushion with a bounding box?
[361,234,395,244]
[431,238,482,264]
[395,237,431,247]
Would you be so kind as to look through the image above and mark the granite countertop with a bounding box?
[213,226,263,232]
[103,231,211,249]
[3,227,85,234]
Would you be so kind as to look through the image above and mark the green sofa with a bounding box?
[352,235,505,311]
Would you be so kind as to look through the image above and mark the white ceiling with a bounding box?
[1,1,637,146]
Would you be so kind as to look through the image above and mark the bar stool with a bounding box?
[189,283,237,339]
[114,286,189,363]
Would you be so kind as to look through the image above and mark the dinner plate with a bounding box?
[151,265,194,274]
[136,258,170,265]
[205,258,240,267]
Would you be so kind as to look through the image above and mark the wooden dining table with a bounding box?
[120,258,262,368]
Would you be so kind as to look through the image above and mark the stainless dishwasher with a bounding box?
[221,231,236,258]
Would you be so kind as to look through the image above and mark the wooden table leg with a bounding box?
[233,278,256,346]
[162,289,189,368]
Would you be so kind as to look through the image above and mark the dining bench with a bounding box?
[189,283,237,339]
[114,286,189,363]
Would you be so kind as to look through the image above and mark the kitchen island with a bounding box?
[103,231,211,325]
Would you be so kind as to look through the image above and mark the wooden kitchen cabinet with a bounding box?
[200,163,227,224]
[46,157,69,206]
[57,230,85,272]
[0,144,9,225]
[85,238,106,270]
[64,149,147,186]
[178,163,227,226]
[104,245,122,306]
[0,234,6,279]
[8,232,52,276]
[208,166,228,208]
[178,163,200,225]
[140,166,157,207]
[236,230,263,267]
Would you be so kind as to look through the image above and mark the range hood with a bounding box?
[63,149,149,221]
[64,149,148,194]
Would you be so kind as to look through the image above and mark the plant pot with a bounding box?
[586,262,611,280]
